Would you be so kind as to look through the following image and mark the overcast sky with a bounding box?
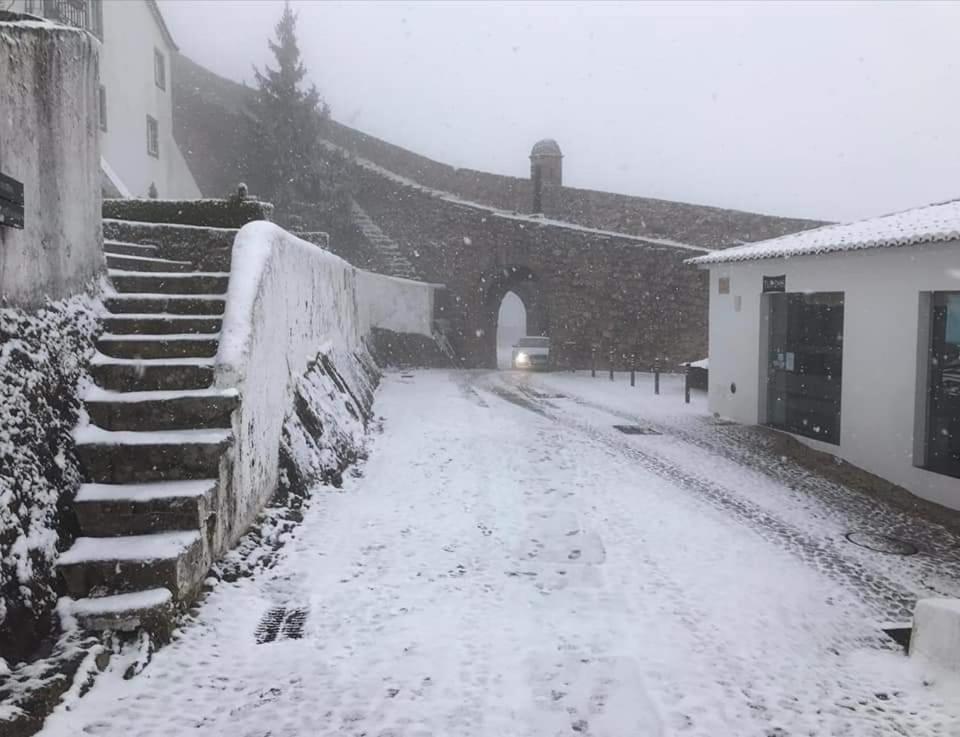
[161,0,960,222]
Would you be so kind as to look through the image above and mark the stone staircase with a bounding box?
[56,233,238,638]
[350,199,418,280]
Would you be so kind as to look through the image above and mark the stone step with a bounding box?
[104,240,159,258]
[96,333,220,360]
[83,386,238,431]
[73,425,231,483]
[56,532,205,599]
[102,314,222,335]
[74,479,216,536]
[90,354,214,392]
[102,219,237,274]
[104,294,226,316]
[62,589,176,641]
[108,270,229,295]
[105,253,195,273]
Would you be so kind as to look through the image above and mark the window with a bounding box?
[765,292,844,445]
[924,292,960,478]
[146,115,159,158]
[98,85,107,132]
[154,48,166,90]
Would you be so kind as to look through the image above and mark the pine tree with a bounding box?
[253,1,329,208]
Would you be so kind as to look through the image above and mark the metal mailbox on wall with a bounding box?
[0,172,25,229]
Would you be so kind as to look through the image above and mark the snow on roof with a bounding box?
[688,198,960,266]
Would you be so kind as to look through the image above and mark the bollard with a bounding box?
[609,354,614,381]
[685,372,691,404]
[591,350,596,378]
[654,369,660,395]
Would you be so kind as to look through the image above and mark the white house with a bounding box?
[13,0,200,198]
[689,199,960,511]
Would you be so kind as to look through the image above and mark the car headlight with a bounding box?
[515,352,529,365]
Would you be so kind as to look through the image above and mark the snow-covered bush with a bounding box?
[0,295,99,663]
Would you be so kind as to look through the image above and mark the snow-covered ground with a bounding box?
[40,370,960,736]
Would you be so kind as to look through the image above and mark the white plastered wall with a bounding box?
[704,241,960,510]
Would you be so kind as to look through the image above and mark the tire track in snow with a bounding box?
[485,373,919,623]
[481,374,957,736]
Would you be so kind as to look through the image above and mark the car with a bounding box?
[511,336,551,370]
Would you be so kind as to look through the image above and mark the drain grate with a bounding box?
[256,606,309,644]
[613,425,661,436]
[845,531,918,556]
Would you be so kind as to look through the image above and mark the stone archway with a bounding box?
[479,265,548,368]
[496,291,527,368]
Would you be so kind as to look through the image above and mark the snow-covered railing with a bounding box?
[212,222,437,550]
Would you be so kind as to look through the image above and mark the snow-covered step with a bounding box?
[102,313,222,335]
[73,425,231,483]
[56,532,205,599]
[96,333,220,360]
[74,480,217,536]
[105,253,195,273]
[104,294,226,315]
[89,354,215,392]
[63,588,175,640]
[83,386,239,431]
[108,270,230,295]
[103,240,159,258]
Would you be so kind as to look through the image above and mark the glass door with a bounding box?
[766,292,844,444]
[926,292,960,478]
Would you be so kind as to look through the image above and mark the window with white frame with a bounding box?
[146,115,159,158]
[98,85,107,132]
[154,48,166,91]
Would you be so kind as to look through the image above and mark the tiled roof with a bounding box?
[688,198,960,265]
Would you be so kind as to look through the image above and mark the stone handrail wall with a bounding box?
[213,221,437,549]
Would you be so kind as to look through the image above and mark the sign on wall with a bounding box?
[0,172,24,229]
[763,274,786,293]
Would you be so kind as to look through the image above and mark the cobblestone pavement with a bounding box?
[39,370,960,737]
[495,370,960,623]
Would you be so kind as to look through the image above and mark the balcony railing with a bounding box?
[24,0,103,39]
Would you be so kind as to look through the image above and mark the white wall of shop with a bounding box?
[703,241,960,510]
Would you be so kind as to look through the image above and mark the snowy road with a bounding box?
[43,370,960,737]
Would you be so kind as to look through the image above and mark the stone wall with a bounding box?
[213,222,439,554]
[173,54,824,249]
[171,53,270,199]
[322,120,824,248]
[0,295,99,664]
[169,53,825,369]
[0,19,103,307]
[350,169,708,369]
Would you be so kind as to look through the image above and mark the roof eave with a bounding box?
[146,0,178,52]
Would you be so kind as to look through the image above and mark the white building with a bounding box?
[689,200,960,511]
[13,0,200,198]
